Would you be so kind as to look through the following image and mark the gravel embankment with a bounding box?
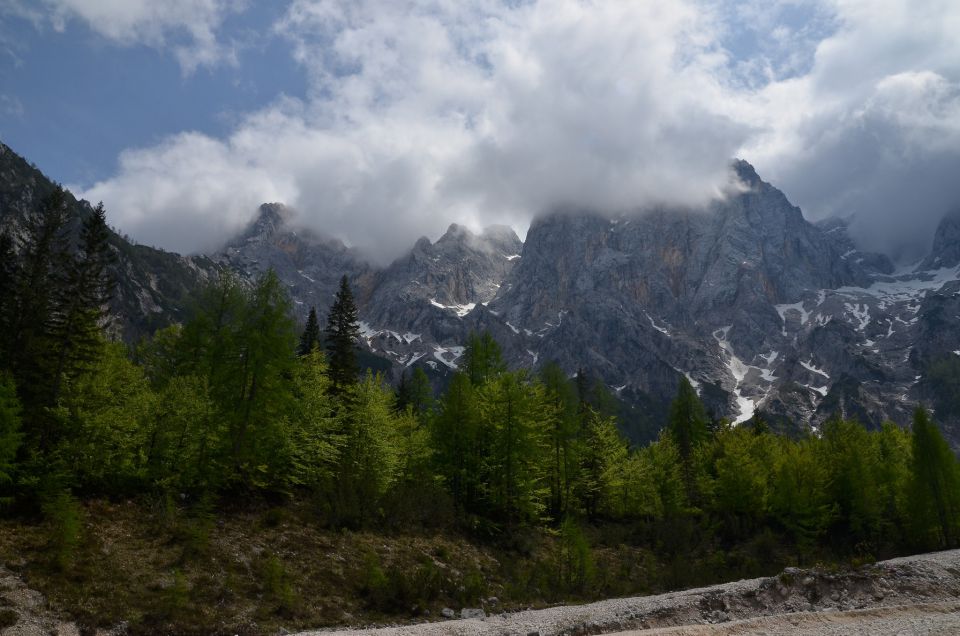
[305,549,960,636]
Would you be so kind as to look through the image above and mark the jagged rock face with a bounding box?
[498,161,867,330]
[213,161,960,443]
[817,217,896,276]
[214,202,376,314]
[482,161,878,426]
[920,209,960,270]
[0,142,219,340]
[363,223,522,325]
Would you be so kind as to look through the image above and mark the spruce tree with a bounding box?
[298,306,321,356]
[9,186,71,443]
[48,201,116,402]
[0,232,17,365]
[325,276,361,394]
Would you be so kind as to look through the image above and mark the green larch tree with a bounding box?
[463,331,505,386]
[908,407,960,549]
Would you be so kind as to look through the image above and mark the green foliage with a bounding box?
[578,410,628,520]
[709,427,776,528]
[325,276,361,393]
[329,374,402,527]
[431,371,484,514]
[48,201,116,404]
[0,245,951,611]
[768,438,831,550]
[908,407,960,549]
[287,349,340,490]
[463,331,505,386]
[0,375,22,505]
[146,374,220,493]
[258,554,298,614]
[396,367,433,415]
[821,418,884,548]
[360,550,445,613]
[298,306,321,357]
[667,376,709,460]
[556,517,595,593]
[476,371,550,523]
[8,186,71,443]
[541,362,581,521]
[42,490,83,571]
[53,342,155,493]
[159,569,191,620]
[0,231,18,361]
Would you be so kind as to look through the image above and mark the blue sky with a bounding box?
[1,1,959,262]
[0,2,304,185]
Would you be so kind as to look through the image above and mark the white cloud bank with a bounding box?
[62,0,960,260]
[7,0,243,72]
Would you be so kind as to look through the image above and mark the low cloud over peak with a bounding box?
[60,0,960,263]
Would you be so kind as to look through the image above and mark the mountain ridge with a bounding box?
[3,141,960,445]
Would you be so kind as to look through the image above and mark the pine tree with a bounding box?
[325,276,361,394]
[298,306,321,356]
[48,201,116,403]
[9,186,71,445]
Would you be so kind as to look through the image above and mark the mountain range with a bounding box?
[3,141,960,445]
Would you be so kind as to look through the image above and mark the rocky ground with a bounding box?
[305,549,960,636]
[0,566,81,636]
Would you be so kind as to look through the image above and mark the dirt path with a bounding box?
[613,602,960,635]
[306,549,960,636]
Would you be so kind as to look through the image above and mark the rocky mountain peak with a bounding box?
[216,201,372,312]
[233,202,294,245]
[732,158,762,188]
[921,208,960,270]
[413,236,432,252]
[480,224,523,255]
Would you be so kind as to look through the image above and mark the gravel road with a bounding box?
[305,549,960,636]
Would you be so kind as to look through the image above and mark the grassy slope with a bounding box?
[0,500,654,635]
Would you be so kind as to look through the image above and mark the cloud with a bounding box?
[76,0,960,262]
[82,0,753,259]
[6,0,243,72]
[739,0,960,258]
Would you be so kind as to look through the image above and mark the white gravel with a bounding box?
[304,549,960,636]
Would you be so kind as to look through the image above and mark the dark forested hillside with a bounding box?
[0,142,220,341]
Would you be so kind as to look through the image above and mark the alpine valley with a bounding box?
[3,141,960,446]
